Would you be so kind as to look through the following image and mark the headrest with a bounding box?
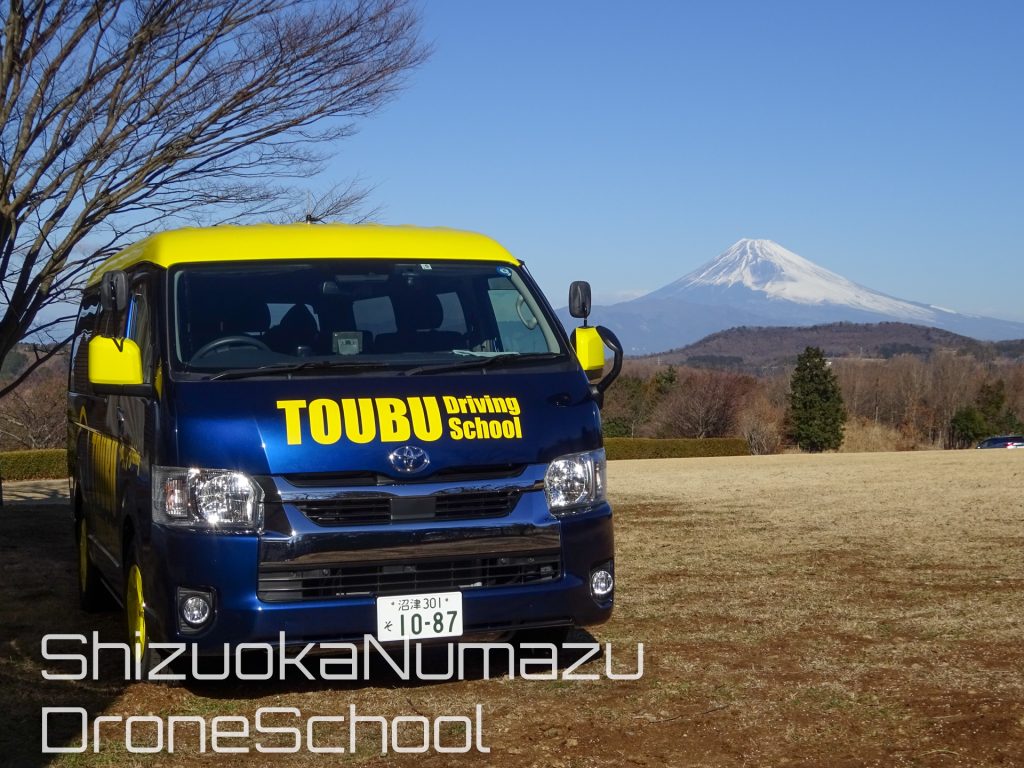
[394,291,443,331]
[278,303,318,334]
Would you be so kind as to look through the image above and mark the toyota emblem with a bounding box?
[388,445,430,474]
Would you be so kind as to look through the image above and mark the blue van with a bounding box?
[68,224,621,671]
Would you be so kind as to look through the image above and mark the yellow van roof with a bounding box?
[85,224,519,286]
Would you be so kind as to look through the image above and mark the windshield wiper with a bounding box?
[209,360,390,381]
[401,352,563,376]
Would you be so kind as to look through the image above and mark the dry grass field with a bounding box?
[1,450,1022,767]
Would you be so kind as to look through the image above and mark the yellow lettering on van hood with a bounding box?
[275,394,523,447]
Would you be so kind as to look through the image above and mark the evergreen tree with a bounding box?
[949,406,989,448]
[975,380,1007,428]
[948,378,1024,446]
[789,347,846,452]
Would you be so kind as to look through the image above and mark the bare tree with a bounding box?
[891,354,929,438]
[0,0,426,396]
[928,351,982,447]
[0,364,65,448]
[737,391,784,455]
[1004,364,1024,425]
[658,368,755,439]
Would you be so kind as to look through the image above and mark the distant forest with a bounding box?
[606,323,1024,452]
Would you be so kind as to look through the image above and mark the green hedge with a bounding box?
[0,449,68,481]
[604,437,749,460]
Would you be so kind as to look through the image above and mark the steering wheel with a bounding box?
[192,335,272,359]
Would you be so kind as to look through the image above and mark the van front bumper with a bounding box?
[144,500,613,652]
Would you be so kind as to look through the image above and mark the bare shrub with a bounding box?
[738,394,785,455]
[839,417,917,453]
[657,368,757,438]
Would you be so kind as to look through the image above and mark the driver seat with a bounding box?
[223,300,271,336]
[190,298,271,351]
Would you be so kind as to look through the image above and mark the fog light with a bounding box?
[182,595,211,626]
[177,587,215,632]
[590,569,614,598]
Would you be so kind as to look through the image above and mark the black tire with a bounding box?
[76,516,109,612]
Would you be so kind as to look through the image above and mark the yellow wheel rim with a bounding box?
[127,564,146,661]
[78,519,89,591]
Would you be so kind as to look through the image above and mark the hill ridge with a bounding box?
[642,321,1024,370]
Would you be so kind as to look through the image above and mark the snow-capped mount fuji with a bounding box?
[648,239,937,322]
[560,238,1024,354]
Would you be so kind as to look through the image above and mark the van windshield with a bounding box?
[170,260,567,375]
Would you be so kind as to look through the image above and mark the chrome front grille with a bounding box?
[258,552,562,602]
[296,488,522,526]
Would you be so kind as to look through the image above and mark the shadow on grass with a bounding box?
[1,480,70,506]
[0,503,126,767]
[180,626,602,701]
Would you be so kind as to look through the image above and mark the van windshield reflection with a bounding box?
[171,260,567,376]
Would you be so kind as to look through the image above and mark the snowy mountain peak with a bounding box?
[559,238,1024,353]
[650,238,936,322]
[683,239,824,292]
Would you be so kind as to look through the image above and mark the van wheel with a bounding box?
[77,517,108,612]
[124,545,162,679]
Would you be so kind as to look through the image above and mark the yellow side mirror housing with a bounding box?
[574,326,605,380]
[88,337,144,388]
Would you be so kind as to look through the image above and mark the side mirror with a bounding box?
[568,281,591,320]
[576,326,624,408]
[572,327,605,381]
[99,270,129,313]
[88,336,148,394]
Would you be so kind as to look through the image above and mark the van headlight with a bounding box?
[153,467,264,533]
[544,448,606,515]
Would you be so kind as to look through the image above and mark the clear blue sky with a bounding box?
[327,0,1024,320]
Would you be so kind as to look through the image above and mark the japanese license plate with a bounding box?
[376,591,463,641]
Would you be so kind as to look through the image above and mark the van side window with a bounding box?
[487,285,547,353]
[70,293,101,393]
[95,295,126,338]
[126,280,154,383]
